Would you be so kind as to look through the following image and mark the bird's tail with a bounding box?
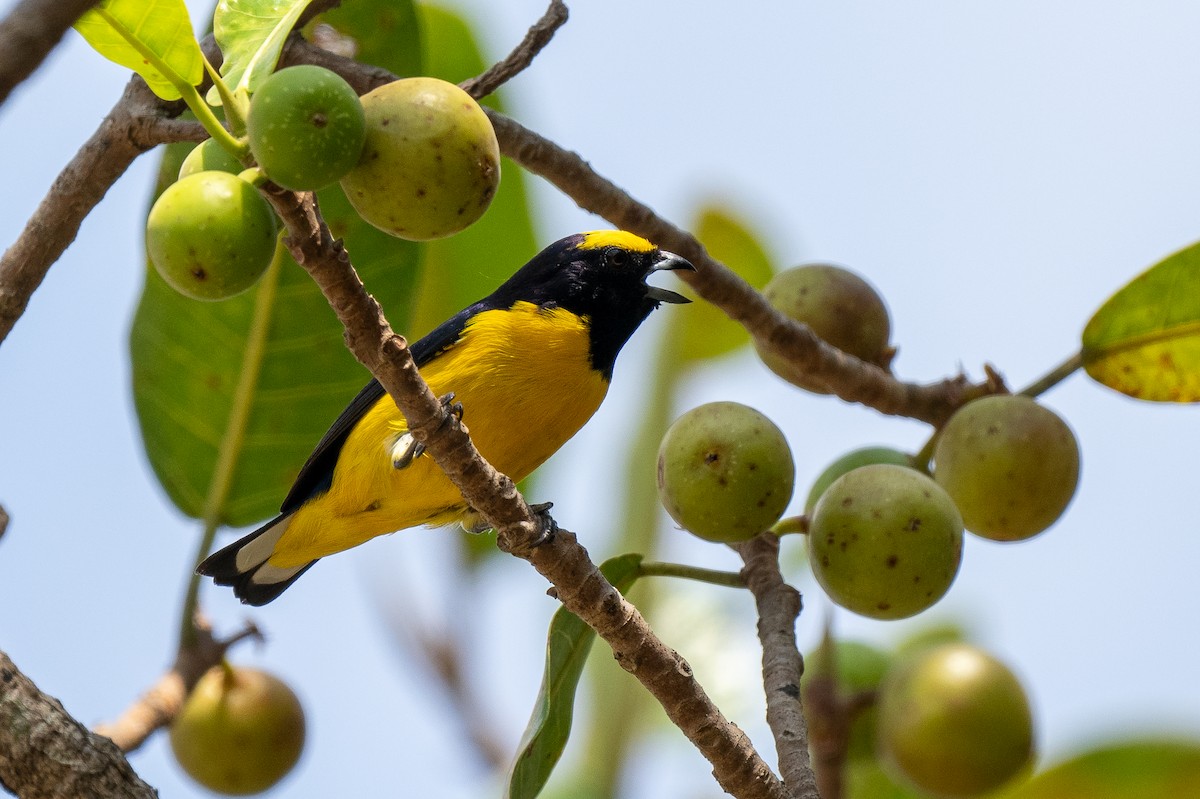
[197,513,316,606]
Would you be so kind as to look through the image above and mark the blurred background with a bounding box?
[1,1,1198,796]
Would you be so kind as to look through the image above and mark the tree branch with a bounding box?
[259,181,790,798]
[0,649,157,799]
[284,37,990,426]
[0,0,101,106]
[736,535,820,798]
[93,619,260,753]
[0,75,185,345]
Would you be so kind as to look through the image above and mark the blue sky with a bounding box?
[2,2,1198,797]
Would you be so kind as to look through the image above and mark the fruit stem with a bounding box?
[770,515,809,536]
[637,561,746,588]
[92,8,248,160]
[202,55,249,139]
[180,80,250,161]
[178,238,286,649]
[237,167,269,188]
[911,432,938,473]
[1016,350,1083,398]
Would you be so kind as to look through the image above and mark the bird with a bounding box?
[198,230,693,605]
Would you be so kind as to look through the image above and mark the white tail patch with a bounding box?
[235,513,293,572]
[249,560,308,586]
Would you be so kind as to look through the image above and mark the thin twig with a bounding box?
[94,619,261,753]
[460,0,568,99]
[0,0,102,106]
[383,606,509,770]
[735,534,820,798]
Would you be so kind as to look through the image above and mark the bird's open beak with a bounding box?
[644,251,695,304]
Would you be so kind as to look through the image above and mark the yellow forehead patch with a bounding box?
[578,230,657,253]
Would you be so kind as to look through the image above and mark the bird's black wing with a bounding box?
[278,305,480,513]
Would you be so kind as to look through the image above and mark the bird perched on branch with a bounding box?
[199,230,693,604]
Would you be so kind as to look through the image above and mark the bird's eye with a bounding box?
[606,247,630,268]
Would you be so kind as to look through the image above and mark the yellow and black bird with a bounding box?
[199,230,693,604]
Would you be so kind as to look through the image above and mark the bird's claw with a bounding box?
[391,394,464,470]
[529,502,557,546]
[439,392,464,426]
[390,433,425,470]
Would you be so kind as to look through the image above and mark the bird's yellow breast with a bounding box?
[270,302,609,566]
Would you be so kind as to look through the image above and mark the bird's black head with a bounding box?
[485,231,694,379]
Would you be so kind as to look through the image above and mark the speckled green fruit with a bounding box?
[179,139,244,180]
[805,446,915,514]
[934,395,1080,541]
[657,402,795,542]
[755,263,892,392]
[247,65,366,191]
[801,639,892,761]
[339,77,500,240]
[146,171,277,301]
[808,464,962,620]
[877,643,1034,797]
[170,665,306,796]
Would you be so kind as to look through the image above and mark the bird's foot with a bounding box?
[529,502,557,546]
[390,433,424,470]
[390,394,464,470]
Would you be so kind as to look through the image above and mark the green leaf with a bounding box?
[313,0,421,78]
[133,100,421,528]
[1082,240,1200,402]
[208,0,314,105]
[999,739,1200,799]
[74,0,204,101]
[672,204,775,363]
[506,555,644,799]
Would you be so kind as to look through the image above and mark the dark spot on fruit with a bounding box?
[380,118,391,126]
[871,509,882,519]
[913,575,921,583]
[820,555,830,567]
[757,499,765,507]
[191,267,207,281]
[416,188,426,198]
[905,517,922,531]
[886,555,898,568]
[841,497,853,507]
[717,477,728,486]
[310,112,328,129]
[748,462,758,471]
[705,452,720,464]
[876,602,891,611]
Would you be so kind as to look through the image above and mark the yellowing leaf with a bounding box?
[74,0,203,100]
[1082,241,1200,402]
[673,204,775,363]
[999,739,1200,799]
